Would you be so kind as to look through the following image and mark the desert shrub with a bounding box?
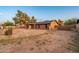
[3,21,13,35]
[4,26,13,35]
[4,20,14,26]
[64,18,77,25]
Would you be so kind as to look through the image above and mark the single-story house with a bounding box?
[25,20,64,30]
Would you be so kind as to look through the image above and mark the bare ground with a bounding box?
[0,29,77,53]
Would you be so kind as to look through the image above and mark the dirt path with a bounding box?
[0,29,77,53]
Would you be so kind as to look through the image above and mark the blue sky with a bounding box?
[0,6,79,23]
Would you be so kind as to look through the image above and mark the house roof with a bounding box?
[36,20,52,24]
[36,20,59,24]
[25,20,58,25]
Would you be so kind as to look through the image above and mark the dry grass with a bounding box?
[0,28,77,53]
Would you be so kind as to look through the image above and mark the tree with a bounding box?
[58,19,64,26]
[13,10,30,25]
[13,17,20,25]
[30,16,36,23]
[64,18,77,25]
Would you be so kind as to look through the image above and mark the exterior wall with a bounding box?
[35,24,46,29]
[12,21,59,30]
[35,24,39,29]
[35,24,49,29]
[24,21,59,30]
[25,24,29,29]
[29,24,36,29]
[40,24,46,29]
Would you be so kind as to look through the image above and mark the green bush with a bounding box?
[64,18,77,25]
[4,20,14,26]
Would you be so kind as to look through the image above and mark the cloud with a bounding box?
[0,12,15,15]
[0,12,4,15]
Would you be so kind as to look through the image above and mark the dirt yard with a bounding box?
[0,29,77,53]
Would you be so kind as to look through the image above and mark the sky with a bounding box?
[0,6,79,23]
